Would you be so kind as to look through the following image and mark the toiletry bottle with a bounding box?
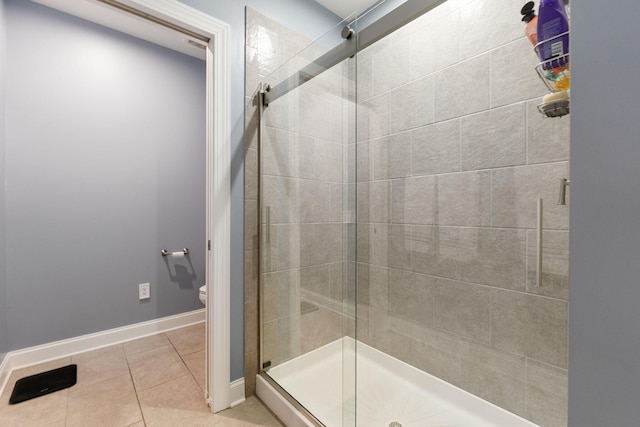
[537,0,570,71]
[521,2,538,51]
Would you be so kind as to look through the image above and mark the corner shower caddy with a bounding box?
[535,31,570,118]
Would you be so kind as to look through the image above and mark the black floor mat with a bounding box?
[9,364,77,404]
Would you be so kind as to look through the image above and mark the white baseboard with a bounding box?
[229,378,246,408]
[0,309,205,396]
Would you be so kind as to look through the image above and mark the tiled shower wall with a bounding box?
[244,8,353,396]
[355,0,569,426]
[245,1,569,426]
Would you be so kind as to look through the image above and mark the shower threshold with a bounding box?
[257,337,538,427]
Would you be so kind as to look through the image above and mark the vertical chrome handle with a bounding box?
[265,206,271,244]
[536,198,543,287]
[558,178,570,205]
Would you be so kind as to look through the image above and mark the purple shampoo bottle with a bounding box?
[537,0,569,71]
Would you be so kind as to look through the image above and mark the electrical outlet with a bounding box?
[139,283,150,300]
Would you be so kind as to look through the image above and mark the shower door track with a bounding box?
[262,0,446,106]
[259,372,325,427]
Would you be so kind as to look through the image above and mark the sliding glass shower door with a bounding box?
[258,17,358,427]
[254,0,569,425]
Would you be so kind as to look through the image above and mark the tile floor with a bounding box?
[0,323,284,427]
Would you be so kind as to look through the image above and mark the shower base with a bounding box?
[257,338,537,427]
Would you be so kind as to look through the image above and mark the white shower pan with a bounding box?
[257,338,538,427]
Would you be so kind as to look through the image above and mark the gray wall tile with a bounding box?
[244,250,259,308]
[245,148,258,200]
[492,163,570,229]
[434,54,490,122]
[371,133,412,180]
[357,93,390,142]
[358,181,391,224]
[329,262,345,303]
[262,127,315,179]
[300,223,343,267]
[526,360,568,427]
[372,41,410,95]
[370,224,389,267]
[437,171,491,226]
[262,316,300,366]
[262,175,299,223]
[244,199,258,250]
[492,289,568,368]
[388,270,434,326]
[356,141,371,182]
[262,269,300,322]
[300,307,344,354]
[274,224,300,271]
[388,224,412,271]
[245,96,259,150]
[314,139,343,182]
[391,176,436,225]
[410,9,460,79]
[245,300,259,357]
[368,264,389,310]
[411,119,461,176]
[410,331,461,386]
[389,76,435,133]
[458,0,522,60]
[300,265,331,299]
[298,92,336,141]
[409,225,460,279]
[460,227,527,291]
[357,54,374,102]
[459,340,526,416]
[299,180,342,223]
[527,101,571,164]
[491,38,547,108]
[433,279,491,342]
[460,103,526,171]
[366,309,412,363]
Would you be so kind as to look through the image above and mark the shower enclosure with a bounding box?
[248,1,570,425]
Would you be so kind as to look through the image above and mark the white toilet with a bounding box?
[199,285,207,305]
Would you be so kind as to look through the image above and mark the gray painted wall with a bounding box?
[569,0,640,425]
[177,0,340,381]
[0,0,8,363]
[4,0,205,350]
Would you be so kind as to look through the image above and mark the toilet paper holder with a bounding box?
[161,248,190,257]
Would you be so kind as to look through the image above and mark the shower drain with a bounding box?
[385,420,405,427]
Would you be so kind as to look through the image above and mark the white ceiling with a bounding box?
[314,0,381,19]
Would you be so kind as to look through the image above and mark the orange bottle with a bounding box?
[521,1,538,51]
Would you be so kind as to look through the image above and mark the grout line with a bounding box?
[126,343,148,427]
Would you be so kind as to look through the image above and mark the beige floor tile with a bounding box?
[0,388,69,427]
[123,333,171,356]
[72,344,129,390]
[217,396,283,427]
[127,345,190,392]
[166,322,205,356]
[0,327,284,427]
[138,375,216,427]
[0,358,72,427]
[66,373,142,427]
[182,350,206,391]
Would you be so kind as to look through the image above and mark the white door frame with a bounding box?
[30,0,232,413]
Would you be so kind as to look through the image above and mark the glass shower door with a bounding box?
[258,16,358,427]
